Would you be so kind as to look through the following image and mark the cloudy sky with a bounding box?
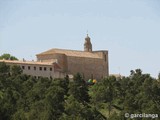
[0,0,160,77]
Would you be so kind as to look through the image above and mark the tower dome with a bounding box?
[85,34,90,40]
[84,34,92,52]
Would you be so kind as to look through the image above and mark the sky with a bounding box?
[0,0,160,78]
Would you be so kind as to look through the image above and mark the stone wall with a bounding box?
[67,55,108,80]
[37,53,68,72]
[37,51,109,80]
[4,62,65,79]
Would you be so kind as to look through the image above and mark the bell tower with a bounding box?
[84,34,92,52]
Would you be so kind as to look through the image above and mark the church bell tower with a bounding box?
[84,34,92,52]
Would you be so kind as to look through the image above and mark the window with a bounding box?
[44,67,46,71]
[34,66,36,70]
[39,67,42,71]
[22,66,25,69]
[28,66,30,70]
[104,54,107,62]
[50,67,52,71]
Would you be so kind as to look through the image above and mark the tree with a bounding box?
[0,62,10,75]
[43,85,65,120]
[0,67,160,119]
[68,73,90,103]
[0,53,18,60]
[61,95,107,120]
[10,65,22,76]
[90,76,117,116]
[61,95,84,119]
[53,77,69,95]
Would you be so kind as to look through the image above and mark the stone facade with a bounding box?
[0,60,65,79]
[0,35,109,80]
[36,35,109,80]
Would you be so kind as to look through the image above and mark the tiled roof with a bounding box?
[0,60,62,71]
[0,60,53,66]
[36,48,101,58]
[53,62,61,70]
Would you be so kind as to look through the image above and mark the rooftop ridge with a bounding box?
[36,48,105,58]
[0,60,54,65]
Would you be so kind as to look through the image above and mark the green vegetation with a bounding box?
[0,53,18,60]
[0,62,160,120]
[90,69,160,119]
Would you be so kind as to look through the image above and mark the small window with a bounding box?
[22,66,25,69]
[34,66,36,70]
[50,68,52,71]
[44,67,46,71]
[28,66,30,70]
[104,54,107,62]
[39,67,42,71]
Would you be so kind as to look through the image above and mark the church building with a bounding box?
[0,34,109,80]
[36,34,109,80]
